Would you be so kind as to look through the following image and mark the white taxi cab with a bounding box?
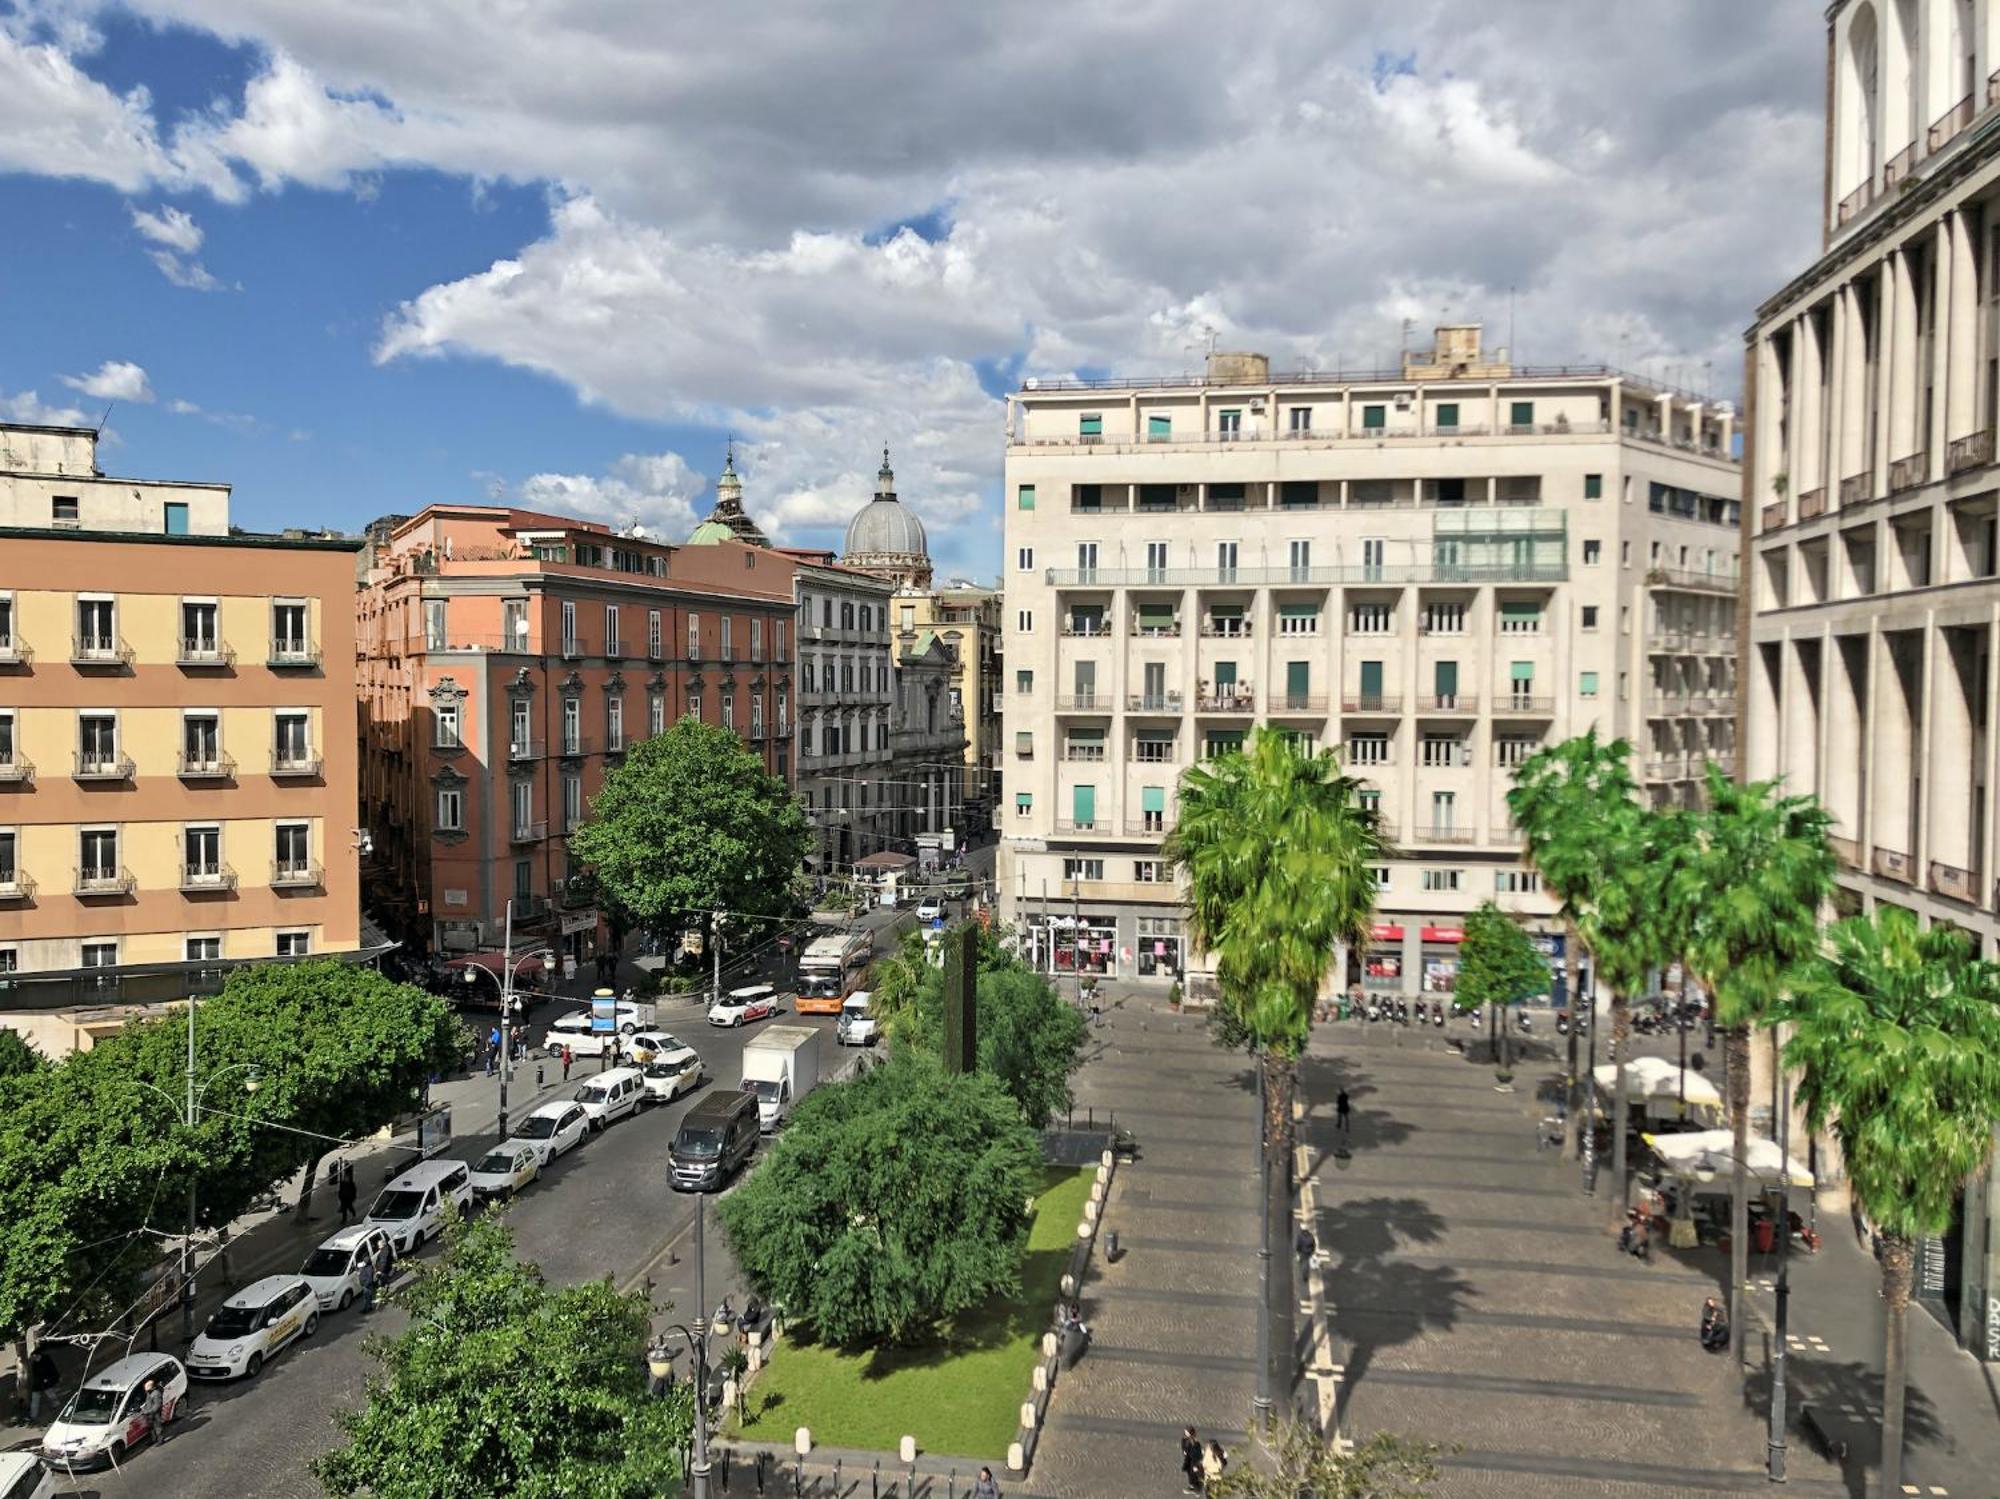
[641,1050,705,1103]
[299,1225,395,1312]
[706,983,780,1027]
[627,1030,692,1064]
[38,1352,186,1471]
[469,1141,542,1200]
[508,1100,589,1166]
[186,1274,318,1380]
[0,1452,55,1499]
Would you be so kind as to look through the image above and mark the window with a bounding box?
[1420,735,1467,768]
[1016,669,1034,693]
[1499,602,1541,634]
[721,616,733,659]
[180,712,219,771]
[1422,602,1465,634]
[1620,540,1631,566]
[1138,784,1168,832]
[1348,602,1392,634]
[1361,404,1385,430]
[1017,484,1036,511]
[649,691,666,737]
[1584,473,1603,500]
[1146,413,1171,441]
[1017,547,1034,571]
[180,599,219,659]
[76,596,115,655]
[81,942,118,984]
[77,711,118,773]
[1289,407,1312,433]
[1579,671,1600,698]
[1287,539,1312,579]
[0,594,12,654]
[774,619,787,659]
[688,614,702,659]
[1277,603,1319,636]
[560,601,578,655]
[1016,792,1034,817]
[0,828,14,885]
[1204,729,1246,758]
[562,697,581,754]
[1134,732,1175,764]
[1015,730,1034,759]
[1435,402,1459,430]
[433,702,459,749]
[1369,866,1392,893]
[504,600,528,650]
[1620,605,1631,633]
[1581,605,1599,630]
[276,930,311,957]
[751,618,764,662]
[1347,733,1389,766]
[435,788,463,832]
[423,599,447,651]
[1218,408,1242,439]
[1494,736,1538,771]
[1582,539,1602,564]
[1017,609,1033,633]
[78,827,119,881]
[776,693,788,735]
[721,694,734,732]
[1496,870,1542,894]
[185,935,220,962]
[511,780,533,837]
[1063,858,1106,882]
[53,495,79,523]
[274,711,313,770]
[1421,868,1463,893]
[1510,400,1534,430]
[1135,859,1166,882]
[1079,413,1102,439]
[607,695,625,750]
[563,774,583,832]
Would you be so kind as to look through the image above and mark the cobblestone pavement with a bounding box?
[1301,1022,1855,1497]
[1031,994,1263,1499]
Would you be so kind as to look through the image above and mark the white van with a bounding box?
[38,1352,186,1471]
[0,1452,55,1499]
[573,1066,644,1130]
[366,1159,473,1254]
[837,990,878,1046]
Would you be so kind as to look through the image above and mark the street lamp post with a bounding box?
[458,914,549,1140]
[1766,1055,1794,1482]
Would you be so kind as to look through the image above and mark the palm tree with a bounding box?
[1506,730,1638,1160]
[1780,910,2000,1499]
[1678,765,1833,1365]
[1166,725,1385,1422]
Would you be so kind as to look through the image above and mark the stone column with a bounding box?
[1890,248,1921,465]
[1926,621,1977,876]
[1948,208,1981,444]
[1799,308,1827,495]
[1824,634,1866,844]
[1870,628,1916,861]
[1876,258,1898,494]
[1931,218,1954,479]
[1839,282,1871,496]
[1784,635,1821,799]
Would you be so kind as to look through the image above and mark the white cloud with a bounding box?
[167,396,260,432]
[60,359,153,403]
[130,203,202,253]
[1,389,91,427]
[516,451,707,539]
[147,248,229,290]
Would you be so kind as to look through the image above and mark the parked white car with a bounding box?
[916,895,945,922]
[641,1051,706,1103]
[573,1067,644,1129]
[707,983,780,1027]
[627,1030,692,1064]
[186,1275,318,1380]
[468,1142,542,1200]
[0,1452,56,1499]
[299,1225,396,1311]
[509,1100,589,1165]
[39,1353,186,1471]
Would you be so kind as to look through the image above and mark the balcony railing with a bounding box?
[1197,693,1257,713]
[271,859,324,889]
[1889,451,1928,492]
[1835,176,1876,225]
[1829,835,1861,870]
[1872,847,1915,884]
[1762,500,1788,531]
[271,751,323,777]
[177,751,235,780]
[1648,695,1691,716]
[558,737,597,758]
[509,738,545,762]
[1947,429,1994,474]
[71,634,134,667]
[0,636,29,666]
[1268,695,1329,715]
[1797,486,1826,520]
[1055,695,1109,712]
[1884,141,1918,185]
[1059,623,1111,637]
[74,866,135,896]
[1200,621,1252,637]
[1130,621,1182,637]
[180,863,238,892]
[1052,819,1107,835]
[1127,693,1184,713]
[1839,472,1870,507]
[1046,562,1567,587]
[1928,93,1975,152]
[510,820,548,844]
[0,756,33,783]
[268,638,320,667]
[603,640,626,660]
[1645,754,1688,779]
[0,871,33,901]
[1415,695,1478,714]
[1495,695,1555,714]
[510,893,552,922]
[1644,568,1739,594]
[1062,745,1108,762]
[73,752,135,781]
[1930,860,1980,903]
[1990,65,2000,107]
[1340,694,1401,714]
[177,637,234,667]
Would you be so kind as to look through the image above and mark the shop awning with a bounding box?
[1420,925,1464,943]
[1593,1057,1722,1115]
[1642,1127,1813,1189]
[1370,923,1404,942]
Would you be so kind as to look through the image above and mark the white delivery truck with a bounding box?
[740,1024,822,1133]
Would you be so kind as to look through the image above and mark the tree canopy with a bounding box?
[317,1214,690,1499]
[568,716,810,947]
[0,960,460,1345]
[718,1049,1040,1347]
[1207,1422,1441,1499]
[1454,902,1550,1014]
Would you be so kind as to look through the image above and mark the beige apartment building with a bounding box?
[0,421,363,1028]
[1744,0,2000,1361]
[900,582,1003,827]
[997,329,1739,994]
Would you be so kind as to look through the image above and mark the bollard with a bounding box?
[949,1469,957,1498]
[1032,1362,1048,1393]
[1106,1227,1120,1259]
[1042,1330,1058,1358]
[1007,1441,1025,1473]
[834,1458,842,1496]
[722,1449,732,1491]
[1060,1272,1076,1298]
[757,1451,767,1494]
[1020,1399,1037,1430]
[872,1458,880,1498]
[793,1458,801,1497]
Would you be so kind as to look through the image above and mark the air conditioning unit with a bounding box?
[1249,398,1266,413]
[1393,394,1412,411]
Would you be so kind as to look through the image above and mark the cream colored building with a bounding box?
[0,422,230,535]
[1744,0,2000,1361]
[899,582,1002,823]
[998,329,1740,993]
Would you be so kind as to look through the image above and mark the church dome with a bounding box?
[685,443,770,547]
[841,447,931,589]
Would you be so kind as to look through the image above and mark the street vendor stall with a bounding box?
[1642,1127,1815,1248]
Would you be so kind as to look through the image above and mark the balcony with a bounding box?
[510,820,548,844]
[510,893,553,923]
[0,756,33,784]
[1889,451,1927,492]
[71,635,133,667]
[74,866,136,896]
[1929,860,1981,904]
[1884,141,1917,186]
[560,638,583,660]
[1055,695,1110,712]
[1839,472,1870,507]
[603,640,627,661]
[1797,487,1826,520]
[1197,693,1257,714]
[1130,621,1182,638]
[1060,623,1112,638]
[1928,92,1975,153]
[604,737,627,757]
[557,880,594,910]
[271,859,324,889]
[1412,825,1476,845]
[1494,695,1555,715]
[1059,877,1180,903]
[177,751,235,780]
[1835,177,1875,226]
[558,737,596,758]
[271,751,323,777]
[509,738,545,762]
[0,871,32,901]
[1062,744,1108,762]
[1127,693,1184,714]
[1872,847,1915,884]
[1123,819,1175,838]
[1645,754,1688,779]
[1644,568,1739,595]
[1648,695,1691,716]
[1829,834,1861,870]
[73,752,135,781]
[0,636,30,666]
[1268,695,1329,716]
[1340,694,1401,714]
[180,863,238,893]
[1052,819,1111,836]
[1947,429,1994,475]
[1415,695,1478,715]
[268,638,321,668]
[1201,620,1252,638]
[176,637,235,667]
[1762,500,1788,531]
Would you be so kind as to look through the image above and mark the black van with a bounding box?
[669,1090,759,1191]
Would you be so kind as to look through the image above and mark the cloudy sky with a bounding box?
[0,1,1825,580]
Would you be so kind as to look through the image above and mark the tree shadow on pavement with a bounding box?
[1295,1056,1415,1157]
[1315,1196,1475,1431]
[1739,1352,1944,1499]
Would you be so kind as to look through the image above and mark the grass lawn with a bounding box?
[726,1164,1091,1457]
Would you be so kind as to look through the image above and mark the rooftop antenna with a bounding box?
[1507,286,1516,358]
[97,403,114,434]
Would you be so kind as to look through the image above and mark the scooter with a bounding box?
[1556,1011,1570,1037]
[1431,1004,1445,1028]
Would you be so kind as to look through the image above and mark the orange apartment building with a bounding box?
[356,505,798,963]
[0,421,363,1030]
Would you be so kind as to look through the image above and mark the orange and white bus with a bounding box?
[794,930,873,1014]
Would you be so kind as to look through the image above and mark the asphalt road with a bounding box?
[47,991,853,1499]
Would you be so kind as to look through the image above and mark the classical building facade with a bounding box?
[783,551,897,870]
[898,582,1002,826]
[0,422,363,1026]
[999,330,1739,987]
[1744,0,2000,1362]
[843,451,934,590]
[356,505,797,962]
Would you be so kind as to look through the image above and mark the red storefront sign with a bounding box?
[1421,925,1466,944]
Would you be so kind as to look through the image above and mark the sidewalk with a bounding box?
[1031,988,1264,1499]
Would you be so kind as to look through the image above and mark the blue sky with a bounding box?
[0,2,1826,579]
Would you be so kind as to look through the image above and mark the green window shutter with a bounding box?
[1501,602,1540,623]
[1362,404,1385,430]
[1079,414,1103,437]
[1142,786,1166,813]
[1137,602,1175,625]
[1286,661,1311,696]
[1147,414,1171,439]
[1277,603,1318,620]
[1510,661,1534,683]
[1511,401,1534,427]
[1434,660,1458,695]
[1072,785,1096,823]
[1213,660,1237,687]
[1436,403,1459,428]
[1016,792,1032,811]
[1359,660,1383,696]
[1017,484,1036,511]
[1070,728,1105,747]
[1579,671,1599,696]
[1584,472,1603,499]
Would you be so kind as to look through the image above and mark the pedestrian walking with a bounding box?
[359,1252,378,1313]
[139,1377,163,1445]
[970,1465,1001,1497]
[486,1026,500,1076]
[1335,1089,1351,1133]
[1180,1427,1203,1494]
[1202,1440,1227,1488]
[561,1045,573,1082]
[27,1347,58,1421]
[1295,1225,1317,1277]
[337,1162,357,1224]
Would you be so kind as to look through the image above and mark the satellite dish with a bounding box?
[1023,377,1040,390]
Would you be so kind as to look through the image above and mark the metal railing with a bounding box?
[1200,621,1252,637]
[268,638,320,667]
[0,756,33,783]
[1929,860,1980,903]
[74,866,136,896]
[1341,694,1402,713]
[271,750,323,776]
[0,636,29,666]
[509,738,545,761]
[1644,568,1739,594]
[1889,451,1928,491]
[1046,562,1567,587]
[1197,694,1257,713]
[1059,623,1111,637]
[73,751,135,780]
[177,751,235,779]
[1762,499,1789,531]
[1130,621,1182,637]
[1415,695,1478,714]
[1947,429,1994,474]
[1054,695,1109,712]
[180,863,238,893]
[271,859,324,888]
[1412,825,1476,844]
[1872,847,1914,884]
[1928,93,1975,152]
[1127,694,1184,713]
[1884,141,1917,185]
[1797,486,1826,520]
[0,871,33,901]
[1062,745,1108,762]
[177,637,234,666]
[1494,695,1556,714]
[1052,819,1106,835]
[71,634,133,666]
[510,820,548,844]
[1267,695,1329,714]
[1836,176,1876,225]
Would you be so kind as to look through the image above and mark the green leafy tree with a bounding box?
[0,961,459,1363]
[568,716,810,954]
[1506,730,1638,1160]
[1678,765,1833,1361]
[718,1050,1039,1346]
[1166,725,1384,1417]
[1778,910,2000,1499]
[1454,901,1550,1072]
[0,1029,44,1080]
[317,1214,690,1499]
[1207,1422,1442,1498]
